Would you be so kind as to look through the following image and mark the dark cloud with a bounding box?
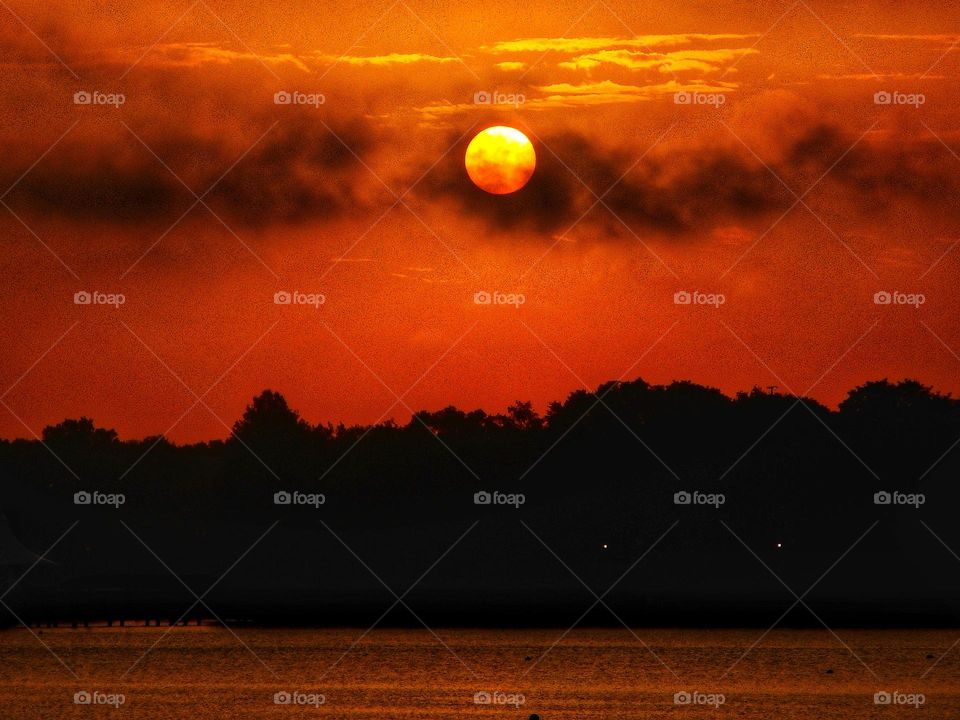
[206,118,381,226]
[419,121,960,238]
[3,110,958,236]
[822,132,957,209]
[603,145,791,233]
[0,113,386,226]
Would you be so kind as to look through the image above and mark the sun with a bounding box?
[465,126,536,194]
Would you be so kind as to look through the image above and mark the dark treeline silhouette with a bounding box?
[1,377,959,626]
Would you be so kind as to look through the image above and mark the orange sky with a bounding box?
[1,0,959,442]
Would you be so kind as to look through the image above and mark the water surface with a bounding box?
[0,627,955,718]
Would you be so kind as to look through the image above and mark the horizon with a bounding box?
[5,374,951,444]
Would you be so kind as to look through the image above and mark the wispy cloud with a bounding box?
[814,72,946,80]
[536,78,738,104]
[853,33,960,43]
[312,52,461,66]
[130,42,311,72]
[557,48,758,73]
[480,34,759,54]
[415,78,738,118]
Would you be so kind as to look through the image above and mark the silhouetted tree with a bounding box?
[42,418,118,449]
[506,401,543,430]
[228,390,316,484]
[232,390,311,444]
[411,406,488,435]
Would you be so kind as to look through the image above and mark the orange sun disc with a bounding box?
[464,126,536,194]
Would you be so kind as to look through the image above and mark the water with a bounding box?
[0,627,956,718]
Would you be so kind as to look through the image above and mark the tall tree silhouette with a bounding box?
[229,390,315,483]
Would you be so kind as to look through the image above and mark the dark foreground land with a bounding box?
[1,377,958,626]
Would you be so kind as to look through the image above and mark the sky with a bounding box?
[1,0,959,442]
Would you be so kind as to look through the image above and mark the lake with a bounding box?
[0,627,955,717]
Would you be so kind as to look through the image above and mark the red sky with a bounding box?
[1,0,959,442]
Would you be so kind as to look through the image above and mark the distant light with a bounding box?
[776,543,782,548]
[602,544,608,549]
